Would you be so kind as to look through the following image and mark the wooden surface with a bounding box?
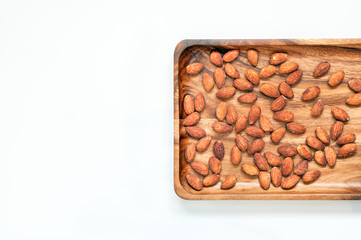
[174,39,361,200]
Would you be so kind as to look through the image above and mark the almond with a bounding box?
[297,144,313,160]
[186,174,203,190]
[202,72,215,91]
[279,62,299,74]
[259,172,271,190]
[247,49,258,67]
[248,105,261,125]
[248,139,265,155]
[306,136,325,150]
[191,161,209,176]
[221,174,237,189]
[264,152,282,166]
[282,157,294,176]
[212,122,233,133]
[348,78,361,93]
[314,150,326,166]
[325,146,337,167]
[315,127,330,145]
[271,167,282,187]
[286,70,303,85]
[183,112,201,126]
[278,82,294,99]
[346,93,361,106]
[270,53,287,65]
[186,63,204,75]
[301,86,320,101]
[238,93,258,104]
[328,71,345,87]
[271,96,287,112]
[185,126,206,139]
[183,95,194,115]
[231,145,242,165]
[273,111,294,122]
[203,174,220,187]
[216,87,236,99]
[233,78,254,92]
[311,99,324,117]
[245,69,260,86]
[196,136,212,152]
[214,68,226,88]
[236,134,248,152]
[242,163,260,176]
[259,115,274,133]
[226,105,238,125]
[281,175,300,189]
[245,126,265,138]
[330,121,344,140]
[223,50,239,63]
[294,160,308,176]
[254,153,269,171]
[210,51,223,67]
[331,107,350,122]
[259,65,277,78]
[278,145,297,157]
[194,92,205,112]
[216,101,227,121]
[337,133,356,145]
[313,62,331,78]
[337,143,357,158]
[213,141,225,160]
[225,63,239,78]
[271,127,286,144]
[260,83,280,98]
[209,156,222,174]
[286,122,306,134]
[185,143,196,162]
[235,115,247,133]
[302,170,321,184]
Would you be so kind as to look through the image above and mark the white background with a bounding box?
[0,0,360,239]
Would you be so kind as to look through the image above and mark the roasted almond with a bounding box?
[278,62,299,74]
[183,95,194,115]
[273,111,294,122]
[260,83,280,98]
[282,157,294,176]
[183,112,200,126]
[331,107,350,122]
[185,143,196,162]
[259,172,271,190]
[233,78,254,92]
[306,136,325,150]
[314,150,326,166]
[236,134,248,152]
[311,99,324,117]
[271,167,282,187]
[186,63,204,75]
[212,121,233,133]
[186,174,203,190]
[301,86,321,101]
[238,93,258,104]
[271,95,287,112]
[221,174,237,189]
[231,145,242,165]
[216,102,227,121]
[346,93,361,106]
[245,68,260,86]
[194,92,205,112]
[337,143,357,158]
[185,126,206,139]
[196,136,212,152]
[330,121,344,140]
[245,126,265,138]
[248,105,261,125]
[270,53,287,65]
[294,160,308,176]
[242,163,260,176]
[202,72,215,91]
[254,153,269,171]
[235,115,247,133]
[315,127,330,145]
[286,70,303,86]
[225,63,239,78]
[247,49,258,67]
[313,62,330,78]
[216,87,236,99]
[264,152,282,166]
[191,161,209,176]
[259,65,277,78]
[271,127,286,144]
[297,144,313,160]
[210,51,223,67]
[325,146,337,167]
[226,105,238,125]
[337,133,356,145]
[203,174,220,187]
[328,71,344,87]
[281,175,300,189]
[259,115,274,133]
[278,82,294,99]
[278,145,297,157]
[223,50,239,63]
[302,170,321,184]
[209,156,222,174]
[214,68,226,88]
[348,78,361,93]
[287,122,306,135]
[248,139,265,155]
[213,141,225,160]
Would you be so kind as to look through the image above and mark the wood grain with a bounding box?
[174,39,361,200]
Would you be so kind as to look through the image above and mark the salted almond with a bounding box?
[235,115,247,133]
[330,121,344,140]
[279,62,298,74]
[245,126,265,138]
[306,136,325,150]
[271,96,287,112]
[248,139,265,155]
[236,134,248,152]
[225,63,239,78]
[264,152,282,166]
[238,93,258,104]
[260,83,280,98]
[286,70,303,85]
[270,53,287,65]
[331,107,350,122]
[315,127,330,145]
[214,68,226,88]
[328,71,345,87]
[231,146,242,165]
[337,133,356,145]
[278,145,297,157]
[348,78,361,93]
[212,122,233,133]
[210,51,223,67]
[271,167,282,187]
[185,143,196,162]
[203,174,220,187]
[216,87,236,99]
[194,92,205,112]
[183,112,201,126]
[186,63,204,75]
[216,102,227,121]
[242,163,259,176]
[191,161,209,176]
[311,99,324,117]
[302,170,321,184]
[259,115,273,133]
[301,86,320,101]
[248,105,261,125]
[259,172,271,190]
[202,72,215,91]
[221,174,237,189]
[346,93,361,106]
[314,150,326,166]
[254,153,269,171]
[286,122,306,135]
[282,157,294,176]
[259,65,277,78]
[279,82,294,99]
[245,68,260,86]
[209,156,222,174]
[325,146,337,167]
[213,141,225,160]
[226,105,238,125]
[271,127,286,144]
[185,126,206,139]
[233,78,254,91]
[223,50,239,63]
[186,174,203,190]
[273,111,294,122]
[183,95,194,115]
[281,175,300,189]
[247,49,258,67]
[294,160,308,176]
[337,143,357,158]
[196,136,212,152]
[313,62,330,78]
[297,144,313,160]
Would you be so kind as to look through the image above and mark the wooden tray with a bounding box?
[174,39,361,200]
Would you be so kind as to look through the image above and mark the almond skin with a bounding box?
[224,63,239,78]
[279,82,294,99]
[302,170,321,184]
[315,127,330,145]
[214,68,226,88]
[248,105,261,125]
[216,87,236,99]
[286,70,303,85]
[203,174,220,187]
[348,78,361,93]
[330,121,344,141]
[191,161,209,176]
[282,157,294,176]
[271,127,286,144]
[286,122,306,134]
[213,141,225,160]
[242,163,260,176]
[223,50,239,63]
[245,68,260,86]
[325,146,337,167]
[313,62,331,78]
[186,63,204,75]
[281,175,300,189]
[196,136,212,152]
[271,167,282,187]
[235,115,247,133]
[337,133,356,145]
[270,53,287,65]
[264,152,282,166]
[186,174,203,190]
[337,143,357,158]
[202,72,215,91]
[294,160,308,176]
[185,143,196,162]
[314,150,326,166]
[194,92,205,112]
[259,65,277,78]
[231,145,242,165]
[271,96,287,112]
[247,49,258,67]
[302,86,321,101]
[248,139,265,155]
[278,62,299,74]
[238,93,258,104]
[311,99,324,117]
[185,126,206,139]
[210,51,223,67]
[331,107,350,122]
[278,145,297,157]
[212,122,233,133]
[328,71,344,87]
[221,174,237,189]
[183,112,200,126]
[259,115,274,133]
[306,136,325,150]
[236,134,248,152]
[273,111,294,122]
[209,156,222,174]
[297,144,313,160]
[226,105,238,125]
[259,172,271,190]
[233,78,254,92]
[183,95,194,115]
[216,102,227,121]
[245,126,265,138]
[260,83,280,98]
[254,153,269,171]
[346,93,361,106]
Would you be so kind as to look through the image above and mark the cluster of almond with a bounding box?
[183,49,358,191]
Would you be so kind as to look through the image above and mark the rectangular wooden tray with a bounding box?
[174,39,361,200]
